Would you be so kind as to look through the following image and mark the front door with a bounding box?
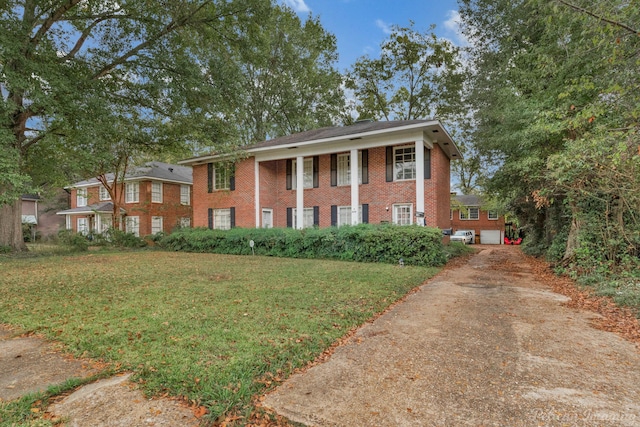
[262,209,273,229]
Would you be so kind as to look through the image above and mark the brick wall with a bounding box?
[193,141,453,229]
[451,208,504,236]
[67,181,192,235]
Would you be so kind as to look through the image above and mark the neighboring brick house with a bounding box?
[450,194,505,244]
[57,162,192,237]
[21,191,69,240]
[179,120,461,231]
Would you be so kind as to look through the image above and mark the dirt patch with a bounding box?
[263,246,640,426]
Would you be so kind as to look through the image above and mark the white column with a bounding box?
[66,215,71,230]
[415,140,425,225]
[296,156,304,229]
[350,148,359,225]
[254,157,260,228]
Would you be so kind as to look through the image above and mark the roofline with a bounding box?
[179,120,462,165]
[66,176,192,189]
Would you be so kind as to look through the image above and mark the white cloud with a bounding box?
[443,10,470,47]
[375,19,392,35]
[282,0,311,13]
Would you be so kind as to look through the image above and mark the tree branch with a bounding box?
[556,0,639,35]
[30,0,84,54]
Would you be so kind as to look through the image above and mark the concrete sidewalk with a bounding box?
[264,247,640,427]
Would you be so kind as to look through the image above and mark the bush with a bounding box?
[158,224,448,267]
[94,228,147,248]
[57,230,89,252]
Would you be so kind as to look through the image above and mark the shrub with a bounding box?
[158,224,448,267]
[57,230,89,252]
[93,228,147,248]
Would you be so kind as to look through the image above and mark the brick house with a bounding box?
[450,194,505,244]
[22,191,69,240]
[179,120,461,231]
[57,162,192,236]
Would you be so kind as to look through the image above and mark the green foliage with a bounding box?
[57,230,89,252]
[158,225,448,267]
[94,228,148,249]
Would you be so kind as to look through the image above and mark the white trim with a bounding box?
[180,185,190,205]
[262,208,273,229]
[393,203,413,226]
[125,182,139,203]
[255,158,260,228]
[69,176,191,188]
[350,148,359,225]
[415,140,425,218]
[296,156,304,229]
[151,182,163,203]
[151,216,163,234]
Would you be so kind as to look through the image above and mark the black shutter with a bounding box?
[330,154,337,186]
[313,156,319,188]
[230,207,235,228]
[207,208,213,229]
[362,204,369,224]
[286,159,292,190]
[207,163,213,193]
[424,147,431,179]
[361,150,369,184]
[286,207,292,228]
[386,146,393,182]
[230,165,236,190]
[313,206,319,226]
[331,205,337,226]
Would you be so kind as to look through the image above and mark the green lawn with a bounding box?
[0,251,438,422]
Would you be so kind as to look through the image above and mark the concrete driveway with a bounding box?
[264,246,640,427]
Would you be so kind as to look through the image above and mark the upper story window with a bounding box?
[99,185,111,201]
[337,153,363,186]
[151,182,163,203]
[76,188,87,207]
[180,185,190,205]
[488,210,499,220]
[207,163,234,192]
[460,207,480,220]
[292,158,313,190]
[125,182,139,203]
[394,146,416,181]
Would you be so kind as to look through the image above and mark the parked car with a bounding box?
[450,230,473,244]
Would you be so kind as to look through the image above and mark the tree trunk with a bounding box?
[0,199,28,251]
[562,201,581,263]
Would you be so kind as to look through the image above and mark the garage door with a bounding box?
[480,230,501,245]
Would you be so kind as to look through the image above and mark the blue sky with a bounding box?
[282,0,464,71]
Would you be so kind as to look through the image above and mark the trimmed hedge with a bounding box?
[157,224,447,267]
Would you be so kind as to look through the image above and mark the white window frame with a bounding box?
[214,166,231,191]
[179,217,191,228]
[99,185,111,201]
[125,182,139,203]
[151,182,163,203]
[337,205,362,226]
[96,214,112,233]
[151,216,163,234]
[337,152,363,186]
[180,185,190,205]
[394,145,416,181]
[125,216,140,236]
[262,208,273,229]
[76,188,87,207]
[292,158,313,190]
[393,203,413,226]
[460,207,480,220]
[292,207,314,229]
[77,217,88,235]
[214,208,231,230]
[488,210,499,220]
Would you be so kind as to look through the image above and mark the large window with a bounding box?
[97,214,112,233]
[180,185,190,205]
[151,182,163,203]
[337,153,363,186]
[99,185,111,201]
[214,209,231,230]
[460,207,480,220]
[215,166,230,190]
[337,205,362,226]
[76,188,87,207]
[125,216,140,236]
[151,216,163,234]
[393,204,413,225]
[292,158,313,189]
[394,146,416,181]
[292,208,315,229]
[77,217,88,234]
[125,182,139,203]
